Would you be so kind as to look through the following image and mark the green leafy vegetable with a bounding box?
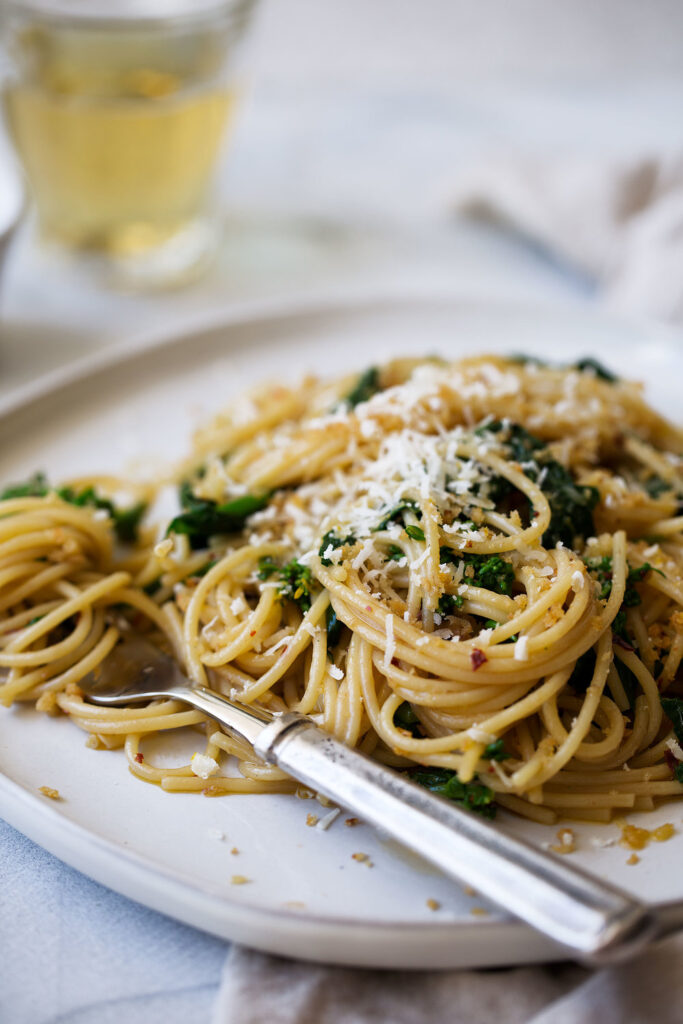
[588,557,659,642]
[257,556,280,580]
[507,354,617,382]
[257,557,315,612]
[344,367,381,408]
[508,354,549,369]
[482,619,518,643]
[643,476,674,499]
[661,697,683,747]
[536,461,600,549]
[393,701,423,738]
[275,560,313,612]
[408,767,497,818]
[437,592,464,615]
[467,554,515,596]
[325,603,342,651]
[318,529,356,566]
[0,472,49,499]
[482,739,509,761]
[167,483,268,549]
[483,421,599,548]
[385,544,405,563]
[440,549,515,597]
[373,499,421,533]
[405,524,425,541]
[1,473,146,543]
[573,358,617,382]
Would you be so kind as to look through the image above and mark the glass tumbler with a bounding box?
[1,0,256,285]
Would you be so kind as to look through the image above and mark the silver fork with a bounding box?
[79,633,658,962]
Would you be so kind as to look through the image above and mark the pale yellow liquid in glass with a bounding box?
[4,27,235,255]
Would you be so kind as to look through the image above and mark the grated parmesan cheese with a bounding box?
[571,570,584,589]
[191,753,220,779]
[316,808,341,831]
[383,615,396,671]
[666,737,683,761]
[514,635,530,661]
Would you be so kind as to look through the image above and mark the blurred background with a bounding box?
[1,0,683,395]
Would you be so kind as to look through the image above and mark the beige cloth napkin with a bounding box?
[452,155,683,321]
[213,934,683,1024]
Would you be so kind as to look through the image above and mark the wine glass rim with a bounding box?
[4,0,256,30]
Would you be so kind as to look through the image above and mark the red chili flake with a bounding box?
[249,630,256,637]
[135,752,144,764]
[365,606,372,612]
[470,648,487,671]
[612,635,634,651]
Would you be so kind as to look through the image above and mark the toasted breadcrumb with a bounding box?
[550,828,576,854]
[36,692,59,715]
[470,907,489,917]
[351,852,373,866]
[306,813,319,827]
[344,817,360,827]
[426,899,441,911]
[230,875,250,885]
[627,854,641,866]
[39,786,61,800]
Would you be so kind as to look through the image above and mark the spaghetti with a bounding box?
[1,354,682,825]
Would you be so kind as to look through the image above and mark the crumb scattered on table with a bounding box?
[306,813,319,827]
[344,817,360,827]
[426,899,441,911]
[230,847,239,855]
[230,875,250,885]
[470,907,489,917]
[627,853,641,866]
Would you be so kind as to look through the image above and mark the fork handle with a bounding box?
[181,689,657,961]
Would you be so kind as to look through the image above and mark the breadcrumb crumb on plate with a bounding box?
[38,786,61,801]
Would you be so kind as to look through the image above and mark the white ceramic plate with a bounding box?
[2,295,683,970]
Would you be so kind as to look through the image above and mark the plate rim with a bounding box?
[2,285,682,425]
[2,291,683,968]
